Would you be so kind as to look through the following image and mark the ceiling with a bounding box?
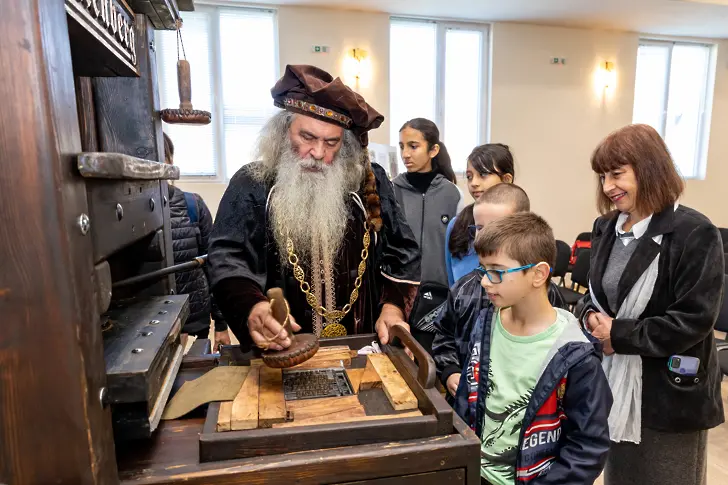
[231,0,728,38]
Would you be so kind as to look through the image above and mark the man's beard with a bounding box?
[269,140,365,270]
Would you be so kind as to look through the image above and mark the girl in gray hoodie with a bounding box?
[393,118,463,353]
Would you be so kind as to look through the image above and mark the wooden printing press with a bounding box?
[0,1,481,484]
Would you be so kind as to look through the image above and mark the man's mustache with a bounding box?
[298,157,327,173]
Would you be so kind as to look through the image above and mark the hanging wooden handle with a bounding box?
[177,60,192,110]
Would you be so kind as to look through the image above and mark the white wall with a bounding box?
[179,8,728,243]
[488,23,639,241]
[277,6,390,144]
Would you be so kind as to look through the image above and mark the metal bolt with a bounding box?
[675,377,681,384]
[77,214,90,235]
[131,348,144,354]
[149,319,160,325]
[99,387,108,407]
[694,377,700,383]
[141,331,154,337]
[116,203,124,220]
[163,195,168,206]
[149,40,155,52]
[158,310,168,315]
[149,198,155,211]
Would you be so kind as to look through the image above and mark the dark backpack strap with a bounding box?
[184,192,199,224]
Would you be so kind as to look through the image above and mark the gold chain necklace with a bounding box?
[287,226,371,338]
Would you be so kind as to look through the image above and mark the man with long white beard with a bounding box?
[208,65,421,351]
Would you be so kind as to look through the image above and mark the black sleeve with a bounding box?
[372,164,421,285]
[432,289,463,386]
[576,295,597,332]
[213,277,266,348]
[534,354,613,485]
[208,165,269,336]
[195,195,227,332]
[611,223,725,357]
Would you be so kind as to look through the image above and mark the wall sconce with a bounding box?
[599,61,616,89]
[343,48,371,87]
[594,60,617,101]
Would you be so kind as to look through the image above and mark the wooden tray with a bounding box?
[199,332,454,463]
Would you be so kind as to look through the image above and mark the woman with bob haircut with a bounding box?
[579,124,724,485]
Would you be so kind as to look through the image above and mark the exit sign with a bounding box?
[312,45,330,53]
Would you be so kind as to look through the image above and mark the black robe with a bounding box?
[208,162,421,348]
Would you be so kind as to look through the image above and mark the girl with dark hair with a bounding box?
[445,144,515,286]
[392,118,462,353]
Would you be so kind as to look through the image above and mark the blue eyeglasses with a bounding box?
[475,264,536,284]
[468,225,483,240]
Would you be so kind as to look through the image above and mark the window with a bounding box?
[156,6,278,179]
[390,18,489,174]
[632,40,714,179]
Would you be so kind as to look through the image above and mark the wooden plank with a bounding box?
[346,368,365,393]
[199,413,440,462]
[285,395,363,422]
[74,76,98,151]
[386,346,453,436]
[251,346,352,369]
[359,355,383,390]
[340,469,466,485]
[259,367,286,427]
[291,358,349,370]
[273,410,422,429]
[314,345,350,355]
[0,1,119,482]
[216,401,232,432]
[367,354,419,411]
[231,367,260,431]
[125,420,474,483]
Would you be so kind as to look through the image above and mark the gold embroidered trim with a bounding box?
[283,98,353,127]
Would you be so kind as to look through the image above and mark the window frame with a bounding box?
[156,4,279,182]
[389,17,490,173]
[634,38,715,180]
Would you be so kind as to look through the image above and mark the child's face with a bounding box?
[399,127,438,174]
[478,251,550,308]
[466,160,503,200]
[472,202,515,238]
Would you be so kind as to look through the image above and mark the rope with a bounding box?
[176,19,186,61]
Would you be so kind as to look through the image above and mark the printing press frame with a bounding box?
[0,1,480,483]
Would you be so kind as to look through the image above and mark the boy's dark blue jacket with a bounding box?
[432,271,613,484]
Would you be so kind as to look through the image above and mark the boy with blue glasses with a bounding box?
[439,213,612,485]
[433,184,565,399]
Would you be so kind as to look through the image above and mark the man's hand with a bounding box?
[375,303,409,345]
[587,312,615,356]
[446,373,460,397]
[247,301,301,351]
[214,330,231,348]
